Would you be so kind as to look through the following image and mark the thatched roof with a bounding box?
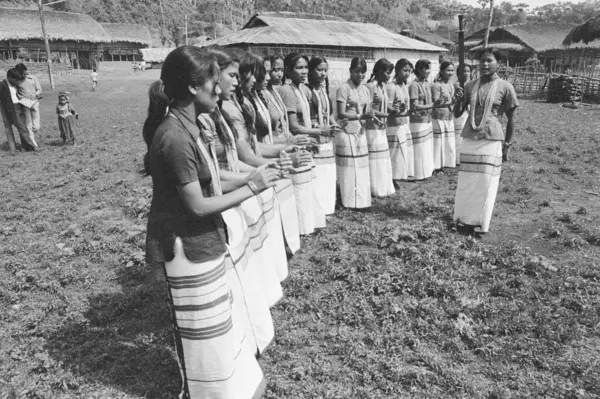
[563,14,600,45]
[464,28,488,49]
[101,23,151,45]
[484,23,577,53]
[471,42,528,52]
[0,7,110,43]
[140,47,175,63]
[203,13,446,53]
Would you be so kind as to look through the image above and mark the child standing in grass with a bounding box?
[90,69,98,91]
[56,92,78,145]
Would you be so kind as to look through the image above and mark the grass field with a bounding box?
[1,70,599,399]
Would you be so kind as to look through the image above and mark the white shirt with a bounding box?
[8,84,18,103]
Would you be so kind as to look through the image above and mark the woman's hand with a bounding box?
[247,163,280,192]
[319,125,338,138]
[502,143,511,162]
[289,134,310,146]
[290,149,312,168]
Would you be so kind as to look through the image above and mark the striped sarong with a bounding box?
[164,238,266,399]
[409,122,434,181]
[290,165,316,235]
[386,123,413,181]
[257,188,288,283]
[273,178,300,253]
[313,141,337,215]
[239,195,283,307]
[366,125,395,197]
[432,118,456,169]
[334,121,371,209]
[221,206,274,354]
[453,138,502,233]
[454,111,468,166]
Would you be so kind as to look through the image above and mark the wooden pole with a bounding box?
[185,14,188,46]
[458,14,466,89]
[38,0,55,89]
[484,0,494,49]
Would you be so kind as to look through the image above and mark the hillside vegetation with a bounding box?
[1,0,599,44]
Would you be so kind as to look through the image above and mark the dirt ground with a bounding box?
[0,70,598,399]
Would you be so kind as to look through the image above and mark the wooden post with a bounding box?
[38,0,55,89]
[458,15,466,89]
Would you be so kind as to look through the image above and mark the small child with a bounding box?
[56,92,78,145]
[90,68,98,91]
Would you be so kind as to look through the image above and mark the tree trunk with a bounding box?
[484,0,494,48]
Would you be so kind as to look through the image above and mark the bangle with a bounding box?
[247,181,259,195]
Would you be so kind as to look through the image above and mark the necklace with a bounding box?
[469,77,499,131]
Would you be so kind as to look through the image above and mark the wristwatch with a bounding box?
[247,181,259,195]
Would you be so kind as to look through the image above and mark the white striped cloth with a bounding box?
[273,178,301,253]
[221,206,274,355]
[313,141,337,215]
[453,138,502,233]
[386,123,413,181]
[334,121,371,209]
[432,118,457,169]
[290,164,316,235]
[454,111,468,166]
[164,238,266,399]
[409,122,434,180]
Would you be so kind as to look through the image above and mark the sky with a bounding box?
[457,0,587,8]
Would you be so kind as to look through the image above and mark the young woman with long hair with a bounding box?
[335,56,372,209]
[142,46,278,398]
[279,52,335,233]
[408,59,436,181]
[453,48,518,234]
[432,60,460,169]
[365,58,395,197]
[454,64,472,166]
[386,58,414,182]
[307,56,338,216]
[199,48,278,355]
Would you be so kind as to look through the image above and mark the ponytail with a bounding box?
[141,80,170,175]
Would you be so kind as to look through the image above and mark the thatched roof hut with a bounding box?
[463,28,487,50]
[101,23,152,46]
[0,7,109,68]
[0,7,110,43]
[563,14,600,46]
[201,12,447,85]
[101,23,151,61]
[140,48,175,63]
[469,23,576,67]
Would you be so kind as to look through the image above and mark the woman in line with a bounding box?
[453,48,518,234]
[199,48,277,355]
[220,53,291,298]
[15,63,42,148]
[307,56,338,216]
[432,60,459,170]
[386,58,414,183]
[365,58,395,197]
[280,53,336,232]
[142,46,272,399]
[252,55,304,254]
[335,57,372,209]
[453,64,472,166]
[408,59,436,181]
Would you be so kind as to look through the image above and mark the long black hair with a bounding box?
[436,60,454,82]
[236,52,265,140]
[413,59,431,77]
[141,46,219,175]
[367,58,393,84]
[393,58,413,84]
[268,55,284,88]
[283,52,309,83]
[205,47,239,148]
[349,57,367,73]
[307,56,330,96]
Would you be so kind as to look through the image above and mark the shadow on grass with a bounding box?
[45,281,180,398]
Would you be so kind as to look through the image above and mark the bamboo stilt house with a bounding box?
[200,12,447,85]
[0,7,110,69]
[101,23,152,62]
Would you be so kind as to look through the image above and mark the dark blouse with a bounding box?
[145,111,226,266]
